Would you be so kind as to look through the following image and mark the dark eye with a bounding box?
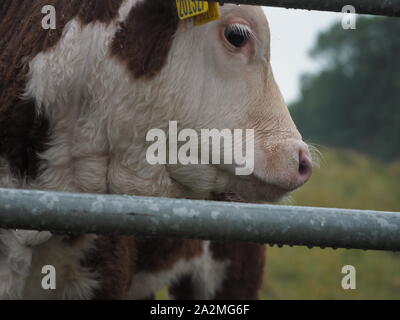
[224,25,251,48]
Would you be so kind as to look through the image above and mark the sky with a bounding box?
[262,7,343,104]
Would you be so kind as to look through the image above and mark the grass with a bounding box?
[260,148,400,299]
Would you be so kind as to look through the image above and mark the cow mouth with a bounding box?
[227,171,291,203]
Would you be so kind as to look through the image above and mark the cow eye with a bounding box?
[224,24,252,48]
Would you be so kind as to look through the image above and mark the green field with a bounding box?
[261,148,400,299]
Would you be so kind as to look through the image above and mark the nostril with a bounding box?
[299,159,310,176]
[298,150,313,179]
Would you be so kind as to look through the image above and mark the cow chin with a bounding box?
[167,164,287,203]
[227,172,290,203]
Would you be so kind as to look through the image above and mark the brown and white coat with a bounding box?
[0,0,311,299]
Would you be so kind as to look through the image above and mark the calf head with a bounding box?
[10,1,312,203]
[150,4,313,202]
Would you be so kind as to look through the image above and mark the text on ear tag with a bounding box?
[194,2,221,26]
[176,0,209,20]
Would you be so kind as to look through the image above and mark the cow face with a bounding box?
[12,1,311,203]
[162,5,313,202]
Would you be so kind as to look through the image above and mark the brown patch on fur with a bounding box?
[82,235,137,300]
[135,238,203,273]
[169,275,195,299]
[0,99,50,178]
[169,242,266,300]
[61,234,86,246]
[78,0,124,25]
[211,241,266,300]
[0,0,123,178]
[170,193,266,300]
[82,236,203,299]
[210,193,266,299]
[111,0,179,79]
[78,193,263,300]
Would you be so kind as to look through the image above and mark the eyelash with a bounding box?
[224,23,254,48]
[227,23,254,38]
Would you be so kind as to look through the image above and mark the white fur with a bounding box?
[22,235,99,300]
[0,230,32,299]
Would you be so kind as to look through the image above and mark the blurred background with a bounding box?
[260,7,400,299]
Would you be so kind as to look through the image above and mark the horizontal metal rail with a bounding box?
[226,0,400,17]
[0,188,400,251]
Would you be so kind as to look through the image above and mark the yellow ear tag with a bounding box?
[176,0,209,20]
[193,2,221,26]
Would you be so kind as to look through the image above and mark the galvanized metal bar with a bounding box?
[0,188,400,251]
[225,0,400,17]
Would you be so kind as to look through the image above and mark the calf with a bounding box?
[0,0,312,299]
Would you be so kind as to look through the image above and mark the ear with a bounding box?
[111,0,179,79]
